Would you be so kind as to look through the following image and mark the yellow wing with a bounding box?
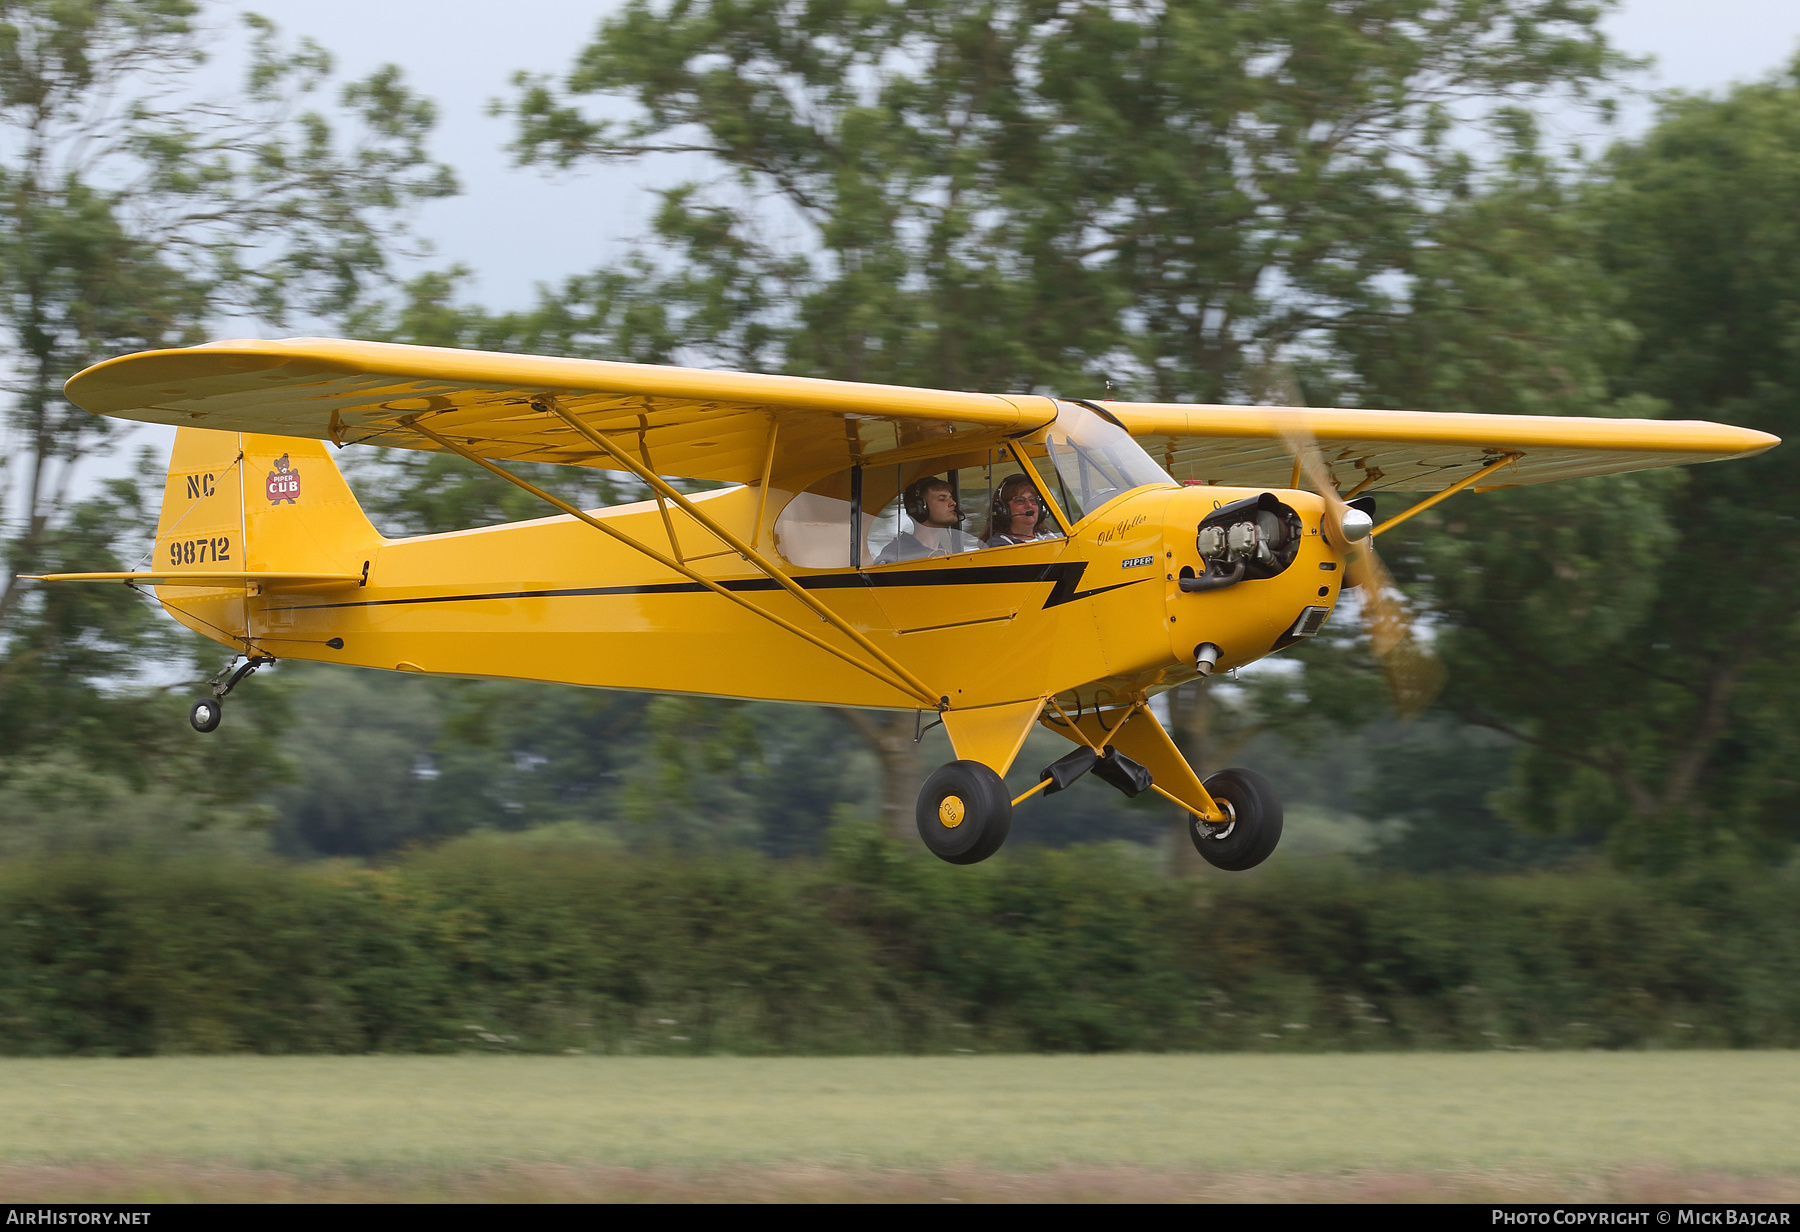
[1109,403,1778,492]
[64,338,1056,486]
[65,339,1778,494]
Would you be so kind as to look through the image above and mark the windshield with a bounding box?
[1038,401,1174,522]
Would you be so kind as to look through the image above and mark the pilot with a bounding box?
[982,473,1060,547]
[874,475,975,563]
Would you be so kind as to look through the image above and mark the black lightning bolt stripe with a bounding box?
[266,560,1147,614]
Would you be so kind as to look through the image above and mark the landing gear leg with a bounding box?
[190,654,272,733]
[916,761,1012,864]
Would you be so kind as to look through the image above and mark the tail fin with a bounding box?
[237,433,381,577]
[155,428,381,650]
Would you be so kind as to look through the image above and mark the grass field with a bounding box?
[3,1053,1798,1201]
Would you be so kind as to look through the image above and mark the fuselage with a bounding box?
[176,478,1338,713]
[151,402,1343,715]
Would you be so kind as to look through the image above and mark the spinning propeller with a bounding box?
[1263,391,1446,719]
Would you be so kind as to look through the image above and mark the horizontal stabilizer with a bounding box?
[20,571,362,588]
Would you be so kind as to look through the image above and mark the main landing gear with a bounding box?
[1188,767,1283,871]
[915,753,1283,870]
[916,761,1013,865]
[190,655,272,733]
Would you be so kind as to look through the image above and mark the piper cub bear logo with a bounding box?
[266,454,300,504]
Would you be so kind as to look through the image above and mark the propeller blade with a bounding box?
[1349,539,1447,719]
[1276,417,1444,718]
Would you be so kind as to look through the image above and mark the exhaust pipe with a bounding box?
[1194,642,1223,677]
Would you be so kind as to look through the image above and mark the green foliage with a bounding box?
[123,10,460,323]
[0,749,276,858]
[1356,720,1596,872]
[0,3,455,802]
[622,695,879,856]
[1340,62,1800,864]
[266,663,879,859]
[0,833,1795,1055]
[270,667,480,857]
[1584,63,1800,858]
[0,446,293,796]
[502,0,1624,397]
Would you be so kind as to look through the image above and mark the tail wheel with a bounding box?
[916,760,1012,865]
[1190,767,1282,871]
[190,698,223,733]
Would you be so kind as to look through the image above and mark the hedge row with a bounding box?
[0,826,1795,1055]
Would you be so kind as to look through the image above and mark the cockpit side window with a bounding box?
[774,444,1071,569]
[865,472,978,564]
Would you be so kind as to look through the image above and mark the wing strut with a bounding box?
[401,413,946,712]
[527,396,948,710]
[1370,453,1522,537]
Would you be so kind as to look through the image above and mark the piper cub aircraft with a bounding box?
[37,339,1777,867]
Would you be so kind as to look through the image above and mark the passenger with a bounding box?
[983,473,1060,547]
[874,476,975,564]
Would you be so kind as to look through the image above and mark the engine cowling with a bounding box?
[1162,487,1341,679]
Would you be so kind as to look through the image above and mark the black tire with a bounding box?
[190,697,223,733]
[1190,767,1282,871]
[916,760,1012,865]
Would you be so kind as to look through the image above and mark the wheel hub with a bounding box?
[938,795,966,828]
[1196,798,1237,841]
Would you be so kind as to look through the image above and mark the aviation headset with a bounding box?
[903,476,962,527]
[988,473,1048,537]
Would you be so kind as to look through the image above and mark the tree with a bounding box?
[1326,64,1800,867]
[1355,718,1600,871]
[1586,65,1800,862]
[506,0,1624,395]
[0,2,453,776]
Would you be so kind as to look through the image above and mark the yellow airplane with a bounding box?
[35,338,1778,867]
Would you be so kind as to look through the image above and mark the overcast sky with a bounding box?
[225,0,1800,314]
